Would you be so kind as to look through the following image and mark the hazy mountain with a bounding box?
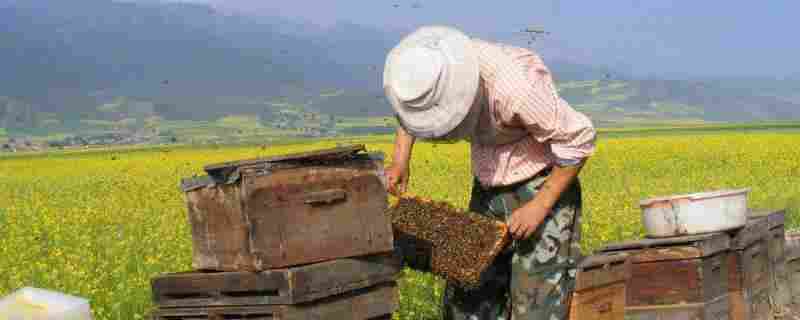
[1,1,360,99]
[700,77,800,104]
[558,79,800,122]
[1,0,799,128]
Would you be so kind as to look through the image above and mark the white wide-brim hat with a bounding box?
[383,25,480,139]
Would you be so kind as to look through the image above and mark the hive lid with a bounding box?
[201,144,377,185]
[748,208,786,229]
[599,232,730,258]
[180,175,215,192]
[729,214,769,250]
[578,252,630,270]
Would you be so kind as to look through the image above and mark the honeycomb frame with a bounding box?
[387,195,511,288]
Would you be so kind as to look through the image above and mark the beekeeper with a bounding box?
[383,25,597,320]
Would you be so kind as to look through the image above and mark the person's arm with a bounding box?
[508,160,587,239]
[505,61,597,240]
[386,125,416,196]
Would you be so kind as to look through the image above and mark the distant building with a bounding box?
[1,136,44,153]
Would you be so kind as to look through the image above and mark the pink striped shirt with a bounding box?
[469,39,597,187]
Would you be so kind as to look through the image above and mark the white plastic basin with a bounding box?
[0,287,93,320]
[640,188,750,238]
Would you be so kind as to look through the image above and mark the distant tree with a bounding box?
[323,114,336,130]
[154,103,178,117]
[261,107,274,123]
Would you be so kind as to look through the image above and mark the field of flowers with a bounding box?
[1,130,799,319]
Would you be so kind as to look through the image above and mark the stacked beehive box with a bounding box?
[148,145,402,319]
[751,209,792,313]
[568,252,631,320]
[785,230,800,310]
[728,215,771,320]
[598,232,732,319]
[572,208,789,320]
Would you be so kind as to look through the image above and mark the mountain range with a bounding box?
[1,0,799,131]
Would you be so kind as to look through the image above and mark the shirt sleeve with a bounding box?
[507,57,597,165]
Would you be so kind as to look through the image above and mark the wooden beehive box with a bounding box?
[749,209,791,313]
[727,211,772,320]
[387,195,510,288]
[600,233,731,320]
[180,145,395,271]
[785,230,800,306]
[149,281,398,320]
[150,253,401,308]
[568,252,631,320]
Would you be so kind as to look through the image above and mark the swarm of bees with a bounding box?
[386,195,511,288]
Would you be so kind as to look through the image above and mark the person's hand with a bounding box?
[508,200,550,240]
[385,163,410,196]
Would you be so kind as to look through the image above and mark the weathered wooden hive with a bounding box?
[387,195,511,288]
[749,209,791,313]
[150,282,398,320]
[572,208,791,320]
[569,251,632,320]
[599,232,732,320]
[180,144,395,271]
[148,145,401,319]
[785,229,800,308]
[725,209,792,320]
[149,254,402,320]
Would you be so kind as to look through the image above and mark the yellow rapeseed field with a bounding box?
[1,131,799,319]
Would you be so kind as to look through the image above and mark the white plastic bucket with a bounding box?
[640,188,750,238]
[0,287,93,320]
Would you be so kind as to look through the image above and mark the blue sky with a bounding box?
[181,0,798,79]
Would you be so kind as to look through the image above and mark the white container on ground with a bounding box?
[640,188,750,238]
[0,287,93,320]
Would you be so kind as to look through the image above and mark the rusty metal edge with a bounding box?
[203,144,365,172]
[600,232,729,252]
[578,252,630,270]
[179,147,385,191]
[201,145,374,185]
[180,175,216,192]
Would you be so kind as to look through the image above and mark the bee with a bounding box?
[388,195,510,287]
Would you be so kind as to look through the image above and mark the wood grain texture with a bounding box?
[790,258,800,305]
[244,162,394,270]
[624,294,730,320]
[184,150,394,272]
[570,282,626,320]
[151,253,401,308]
[150,282,398,320]
[600,235,731,309]
[729,216,768,250]
[746,210,790,315]
[600,232,730,260]
[747,208,786,229]
[727,240,770,320]
[569,252,631,320]
[576,253,631,291]
[626,253,727,306]
[768,225,792,311]
[185,182,255,272]
[785,231,800,261]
